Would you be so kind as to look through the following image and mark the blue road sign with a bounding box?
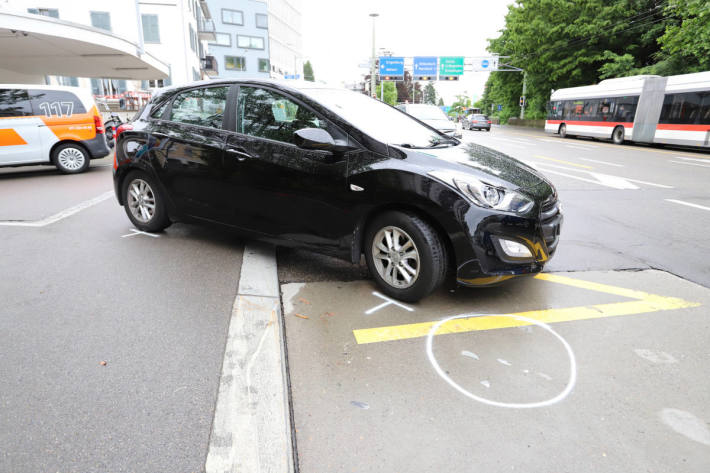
[284,74,300,80]
[379,56,404,79]
[498,104,502,111]
[413,57,437,80]
[481,59,490,69]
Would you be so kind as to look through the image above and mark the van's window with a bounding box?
[0,89,33,117]
[169,86,228,128]
[27,90,86,117]
[238,86,326,144]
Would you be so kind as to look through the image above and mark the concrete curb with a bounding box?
[205,242,294,473]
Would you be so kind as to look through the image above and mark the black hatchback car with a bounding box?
[113,80,561,302]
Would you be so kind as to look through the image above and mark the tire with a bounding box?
[612,126,625,145]
[559,123,567,138]
[364,211,447,302]
[52,143,90,174]
[121,170,171,232]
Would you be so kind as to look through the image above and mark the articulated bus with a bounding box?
[545,71,710,148]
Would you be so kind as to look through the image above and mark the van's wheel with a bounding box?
[364,211,447,303]
[52,143,90,174]
[559,123,567,138]
[121,171,171,232]
[612,126,625,145]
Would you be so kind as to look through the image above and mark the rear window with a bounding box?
[27,89,86,117]
[0,89,33,117]
[474,115,488,120]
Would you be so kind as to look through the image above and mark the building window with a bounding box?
[237,35,264,50]
[189,25,196,52]
[221,9,243,25]
[193,68,201,81]
[90,11,111,31]
[148,80,165,88]
[211,33,231,47]
[58,76,79,87]
[225,56,246,71]
[258,58,270,73]
[255,13,268,29]
[142,14,160,43]
[27,8,59,18]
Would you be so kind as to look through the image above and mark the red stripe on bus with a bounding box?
[656,124,710,132]
[546,120,633,127]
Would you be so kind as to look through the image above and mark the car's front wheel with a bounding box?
[364,211,447,302]
[121,171,171,232]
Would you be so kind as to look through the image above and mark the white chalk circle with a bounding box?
[426,313,577,408]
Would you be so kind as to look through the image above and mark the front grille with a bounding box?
[540,196,562,256]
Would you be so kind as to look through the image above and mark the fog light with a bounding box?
[498,238,533,258]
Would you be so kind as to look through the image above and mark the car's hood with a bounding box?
[401,142,554,200]
[421,118,455,131]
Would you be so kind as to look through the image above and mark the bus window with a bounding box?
[599,99,615,121]
[583,99,599,120]
[547,101,563,120]
[660,92,704,124]
[700,93,710,125]
[613,96,638,122]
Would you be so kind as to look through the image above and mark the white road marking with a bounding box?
[0,191,113,227]
[537,372,553,381]
[580,158,624,167]
[623,177,673,189]
[120,228,160,238]
[634,349,678,364]
[670,160,710,168]
[535,163,673,190]
[565,144,596,150]
[665,199,710,212]
[539,138,599,148]
[677,157,710,163]
[497,358,512,366]
[364,291,414,315]
[660,408,710,446]
[461,350,479,360]
[480,380,491,388]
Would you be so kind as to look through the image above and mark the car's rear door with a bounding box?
[0,88,43,165]
[222,85,354,253]
[152,85,231,222]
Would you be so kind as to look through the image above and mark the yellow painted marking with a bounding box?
[533,155,593,169]
[353,273,700,344]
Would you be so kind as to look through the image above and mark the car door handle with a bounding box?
[226,147,256,162]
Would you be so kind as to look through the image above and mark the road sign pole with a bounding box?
[369,13,378,98]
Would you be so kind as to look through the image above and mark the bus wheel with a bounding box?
[559,123,567,138]
[612,126,625,145]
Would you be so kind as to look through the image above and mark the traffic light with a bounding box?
[442,76,459,81]
[519,96,526,107]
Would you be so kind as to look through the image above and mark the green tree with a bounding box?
[482,0,675,121]
[375,82,398,106]
[657,0,710,72]
[303,60,315,82]
[437,97,444,106]
[424,83,437,104]
[448,94,471,117]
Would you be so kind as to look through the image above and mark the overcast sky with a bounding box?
[300,0,513,104]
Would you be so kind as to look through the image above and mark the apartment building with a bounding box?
[205,0,302,79]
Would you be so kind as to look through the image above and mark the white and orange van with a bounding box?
[0,84,110,173]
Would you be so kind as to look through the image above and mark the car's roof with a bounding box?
[152,78,345,98]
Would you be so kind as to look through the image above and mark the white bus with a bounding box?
[545,71,710,148]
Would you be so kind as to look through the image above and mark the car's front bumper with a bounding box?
[454,197,562,286]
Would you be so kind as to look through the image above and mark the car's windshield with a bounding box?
[406,104,449,121]
[302,88,452,148]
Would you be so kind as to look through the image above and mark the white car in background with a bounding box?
[396,103,462,138]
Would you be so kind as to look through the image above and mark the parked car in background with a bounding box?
[465,114,492,131]
[396,103,462,138]
[0,84,110,173]
[113,80,561,302]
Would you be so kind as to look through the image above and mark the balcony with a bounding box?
[201,55,218,76]
[198,19,216,41]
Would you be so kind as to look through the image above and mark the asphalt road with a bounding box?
[0,158,244,473]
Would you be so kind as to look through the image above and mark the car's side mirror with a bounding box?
[294,128,335,150]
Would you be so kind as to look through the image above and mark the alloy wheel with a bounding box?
[127,178,156,223]
[371,226,420,289]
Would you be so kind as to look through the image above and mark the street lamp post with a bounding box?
[369,13,378,98]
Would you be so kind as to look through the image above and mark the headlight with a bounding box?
[428,170,534,214]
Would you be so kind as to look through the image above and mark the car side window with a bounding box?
[27,89,86,117]
[238,86,326,144]
[169,86,228,128]
[0,89,32,117]
[149,99,169,119]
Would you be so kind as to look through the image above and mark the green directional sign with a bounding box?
[439,56,464,76]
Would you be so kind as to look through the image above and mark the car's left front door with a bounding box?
[223,85,356,253]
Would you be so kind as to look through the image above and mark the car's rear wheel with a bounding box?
[122,171,171,232]
[52,143,90,174]
[559,123,567,138]
[612,126,625,145]
[365,211,447,302]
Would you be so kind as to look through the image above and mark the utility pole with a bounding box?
[520,71,527,119]
[369,13,378,98]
